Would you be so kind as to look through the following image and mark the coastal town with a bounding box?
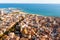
[0,8,60,40]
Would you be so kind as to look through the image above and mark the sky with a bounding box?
[0,0,60,3]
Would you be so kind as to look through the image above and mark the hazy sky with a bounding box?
[0,0,60,3]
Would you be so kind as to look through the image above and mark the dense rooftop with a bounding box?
[0,8,60,40]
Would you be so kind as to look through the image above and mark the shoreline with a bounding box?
[0,8,60,17]
[18,9,60,18]
[19,11,59,18]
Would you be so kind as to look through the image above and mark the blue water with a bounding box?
[0,4,60,17]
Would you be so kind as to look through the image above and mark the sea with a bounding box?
[0,4,60,17]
